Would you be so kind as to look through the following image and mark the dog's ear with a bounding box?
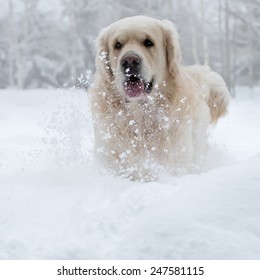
[161,20,182,78]
[95,28,113,80]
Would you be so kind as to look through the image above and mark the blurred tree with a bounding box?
[246,0,254,90]
[7,0,18,88]
[0,17,8,88]
[0,0,259,90]
[189,0,200,64]
[201,0,210,65]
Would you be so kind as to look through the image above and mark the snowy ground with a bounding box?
[0,87,260,259]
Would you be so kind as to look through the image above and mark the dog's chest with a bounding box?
[110,105,172,152]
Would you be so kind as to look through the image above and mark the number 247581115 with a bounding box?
[150,266,204,276]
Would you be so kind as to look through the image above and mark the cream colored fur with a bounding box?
[88,16,230,181]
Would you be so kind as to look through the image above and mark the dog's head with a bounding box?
[95,16,182,101]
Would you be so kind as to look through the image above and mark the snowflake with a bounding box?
[99,51,107,61]
[103,132,112,140]
[180,97,187,103]
[163,116,169,122]
[119,152,127,159]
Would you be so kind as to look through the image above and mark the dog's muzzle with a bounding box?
[121,52,141,76]
[120,52,153,99]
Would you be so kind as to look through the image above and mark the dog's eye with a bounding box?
[114,42,122,49]
[144,39,154,48]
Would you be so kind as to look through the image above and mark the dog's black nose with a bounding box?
[121,52,141,72]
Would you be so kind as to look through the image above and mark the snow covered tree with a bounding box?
[7,0,20,88]
[0,0,259,90]
[201,0,210,65]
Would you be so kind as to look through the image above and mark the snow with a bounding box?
[0,88,260,259]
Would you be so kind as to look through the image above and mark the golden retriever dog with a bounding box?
[88,16,230,181]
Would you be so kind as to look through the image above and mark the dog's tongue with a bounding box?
[124,80,145,98]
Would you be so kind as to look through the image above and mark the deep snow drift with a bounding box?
[0,88,260,259]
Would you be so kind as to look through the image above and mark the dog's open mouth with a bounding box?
[123,75,153,98]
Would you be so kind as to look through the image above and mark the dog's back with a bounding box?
[185,65,231,123]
